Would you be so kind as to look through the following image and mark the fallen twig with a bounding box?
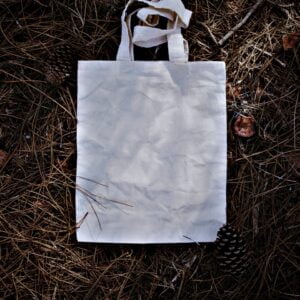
[218,0,265,46]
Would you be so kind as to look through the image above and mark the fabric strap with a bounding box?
[116,0,192,62]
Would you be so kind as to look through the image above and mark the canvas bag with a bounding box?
[76,0,227,244]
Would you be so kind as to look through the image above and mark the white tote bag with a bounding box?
[76,0,227,244]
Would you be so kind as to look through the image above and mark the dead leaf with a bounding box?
[282,33,300,51]
[227,83,242,99]
[233,115,256,138]
[0,150,8,167]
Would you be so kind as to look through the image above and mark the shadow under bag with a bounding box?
[76,0,227,243]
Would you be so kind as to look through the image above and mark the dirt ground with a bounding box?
[0,0,299,299]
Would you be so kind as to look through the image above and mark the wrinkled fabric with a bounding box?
[76,60,227,243]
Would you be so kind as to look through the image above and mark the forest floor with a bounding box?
[0,0,299,299]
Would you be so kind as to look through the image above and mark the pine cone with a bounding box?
[45,45,76,86]
[215,225,249,276]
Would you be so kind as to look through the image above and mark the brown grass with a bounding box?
[0,0,299,299]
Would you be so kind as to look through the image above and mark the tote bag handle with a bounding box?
[116,0,192,62]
